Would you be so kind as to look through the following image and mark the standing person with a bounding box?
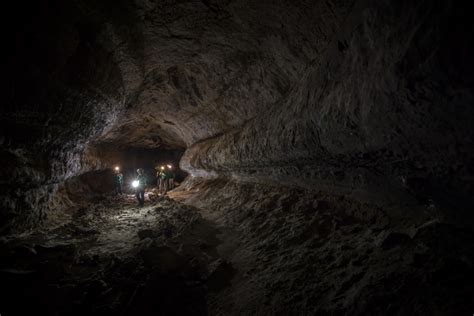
[155,166,163,192]
[166,164,175,190]
[158,166,167,195]
[134,168,146,206]
[114,166,123,195]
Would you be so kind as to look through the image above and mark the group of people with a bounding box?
[156,164,175,195]
[113,164,176,206]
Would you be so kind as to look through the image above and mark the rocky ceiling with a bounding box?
[94,0,354,148]
[4,0,353,150]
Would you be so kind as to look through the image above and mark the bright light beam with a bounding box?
[132,180,139,188]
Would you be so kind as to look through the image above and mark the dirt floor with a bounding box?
[0,191,234,315]
[1,182,474,315]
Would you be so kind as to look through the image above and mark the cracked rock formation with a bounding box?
[1,0,474,314]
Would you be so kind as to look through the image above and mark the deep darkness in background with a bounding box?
[1,0,474,315]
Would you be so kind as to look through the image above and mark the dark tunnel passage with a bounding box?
[1,0,474,315]
[87,144,187,188]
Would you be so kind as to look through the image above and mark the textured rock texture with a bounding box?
[0,195,216,315]
[4,0,473,228]
[182,0,474,217]
[171,179,474,315]
[1,0,353,229]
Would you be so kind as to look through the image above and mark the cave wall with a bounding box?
[1,1,126,231]
[181,0,474,220]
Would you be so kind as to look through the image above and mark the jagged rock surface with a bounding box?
[172,178,474,315]
[181,1,474,216]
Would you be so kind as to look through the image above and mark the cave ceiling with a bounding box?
[58,0,354,149]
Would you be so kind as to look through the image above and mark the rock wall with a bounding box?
[181,0,474,220]
[1,1,125,231]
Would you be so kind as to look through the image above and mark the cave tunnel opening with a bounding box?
[86,143,188,193]
[58,143,188,207]
[1,0,474,315]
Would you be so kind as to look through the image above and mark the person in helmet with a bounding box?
[157,166,166,195]
[134,168,146,206]
[114,166,124,195]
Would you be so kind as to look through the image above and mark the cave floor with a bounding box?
[1,184,474,315]
[0,192,233,315]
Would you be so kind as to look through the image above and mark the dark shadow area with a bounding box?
[0,198,221,316]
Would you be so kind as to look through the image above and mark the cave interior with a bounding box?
[1,0,474,315]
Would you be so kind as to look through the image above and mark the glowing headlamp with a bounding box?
[132,180,139,188]
[167,164,172,169]
[115,166,120,171]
